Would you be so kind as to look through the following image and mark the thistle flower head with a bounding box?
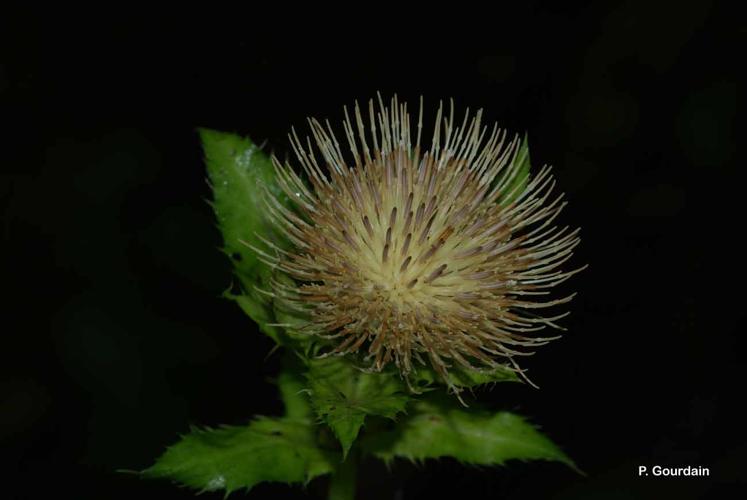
[261,95,583,390]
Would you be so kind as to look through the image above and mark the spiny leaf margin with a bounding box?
[361,396,578,471]
[305,356,410,458]
[143,416,336,495]
[202,127,313,347]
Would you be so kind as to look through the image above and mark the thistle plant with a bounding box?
[143,96,584,499]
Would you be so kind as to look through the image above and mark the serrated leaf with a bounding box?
[144,417,335,495]
[498,132,531,206]
[202,128,310,345]
[361,396,577,471]
[413,364,520,389]
[306,357,410,457]
[201,128,290,287]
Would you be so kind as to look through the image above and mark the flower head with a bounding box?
[261,95,583,390]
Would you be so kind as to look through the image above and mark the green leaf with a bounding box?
[226,286,313,349]
[498,132,531,206]
[229,289,285,344]
[202,128,310,345]
[201,128,290,288]
[144,417,335,495]
[278,354,313,419]
[305,357,410,458]
[362,396,577,471]
[413,364,520,389]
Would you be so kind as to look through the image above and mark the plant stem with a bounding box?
[327,450,357,500]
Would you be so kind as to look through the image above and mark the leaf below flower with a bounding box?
[143,417,335,495]
[361,396,578,471]
[305,357,410,458]
[413,364,521,389]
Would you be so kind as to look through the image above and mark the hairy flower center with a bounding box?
[304,151,503,328]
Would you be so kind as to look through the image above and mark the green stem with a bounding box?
[327,450,357,500]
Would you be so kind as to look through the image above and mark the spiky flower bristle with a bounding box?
[258,95,584,391]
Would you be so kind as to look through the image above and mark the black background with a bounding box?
[3,4,745,499]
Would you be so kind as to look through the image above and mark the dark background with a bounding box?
[2,3,744,499]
